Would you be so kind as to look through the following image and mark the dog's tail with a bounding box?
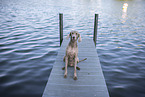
[78,58,87,63]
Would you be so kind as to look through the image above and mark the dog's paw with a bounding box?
[62,67,65,70]
[76,66,80,70]
[73,76,77,80]
[64,74,67,78]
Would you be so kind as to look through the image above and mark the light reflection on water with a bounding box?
[122,3,128,23]
[0,0,145,97]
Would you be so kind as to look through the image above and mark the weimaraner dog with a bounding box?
[63,31,86,80]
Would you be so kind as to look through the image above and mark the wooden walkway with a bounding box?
[42,39,109,97]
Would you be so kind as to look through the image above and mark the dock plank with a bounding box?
[42,39,109,97]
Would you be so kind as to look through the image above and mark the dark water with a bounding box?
[0,0,145,97]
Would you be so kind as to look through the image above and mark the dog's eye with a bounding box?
[72,33,74,34]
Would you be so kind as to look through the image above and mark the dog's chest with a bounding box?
[68,54,75,66]
[67,47,76,57]
[67,47,77,66]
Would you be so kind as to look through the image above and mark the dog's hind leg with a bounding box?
[63,56,65,62]
[76,57,80,70]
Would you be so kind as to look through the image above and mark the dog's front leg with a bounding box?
[64,56,68,78]
[74,57,77,80]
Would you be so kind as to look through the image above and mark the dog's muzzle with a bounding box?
[72,36,76,40]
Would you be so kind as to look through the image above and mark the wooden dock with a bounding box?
[42,38,110,97]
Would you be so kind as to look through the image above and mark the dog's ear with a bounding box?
[78,33,82,42]
[66,33,71,40]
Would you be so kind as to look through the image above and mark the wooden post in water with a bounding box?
[93,14,99,46]
[59,13,63,46]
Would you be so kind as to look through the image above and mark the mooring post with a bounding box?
[59,13,63,46]
[93,14,99,46]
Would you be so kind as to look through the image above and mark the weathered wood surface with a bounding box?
[42,39,109,97]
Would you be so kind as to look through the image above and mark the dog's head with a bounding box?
[66,31,82,42]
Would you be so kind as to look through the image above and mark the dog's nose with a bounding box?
[73,36,75,39]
